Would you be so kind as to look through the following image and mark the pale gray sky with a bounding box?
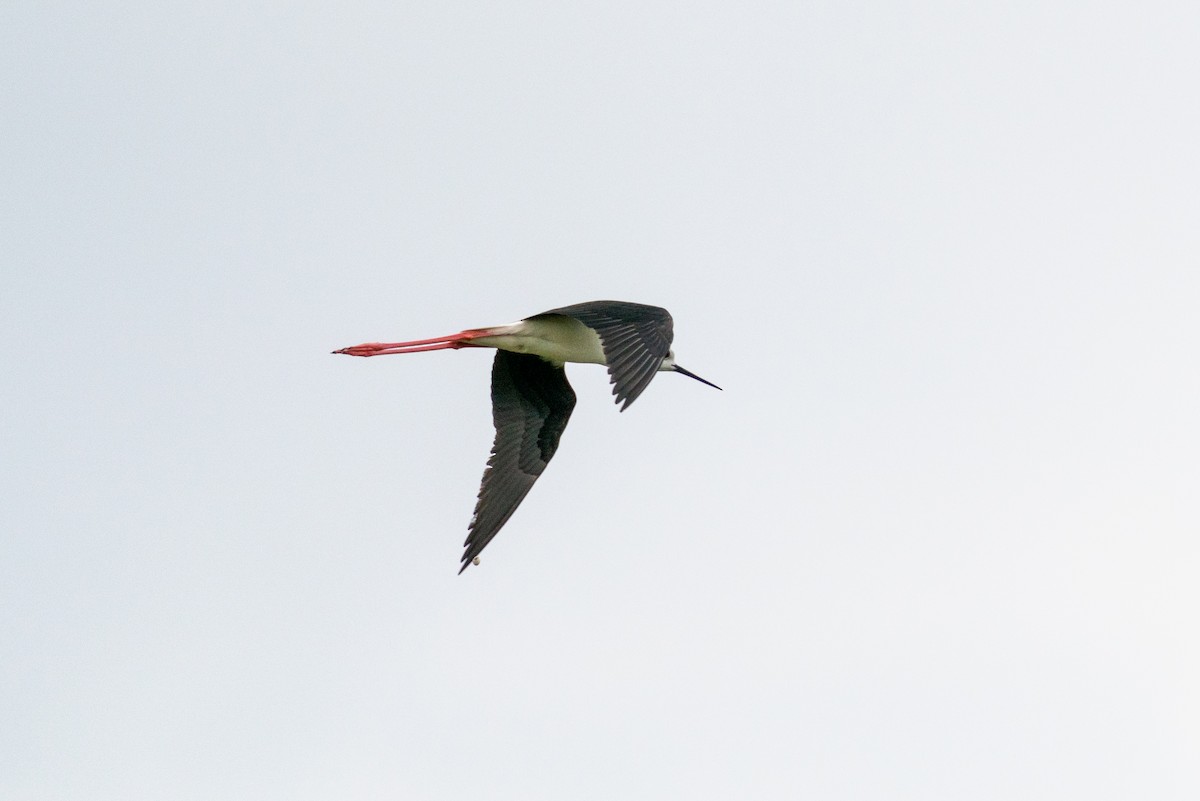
[3,2,1198,799]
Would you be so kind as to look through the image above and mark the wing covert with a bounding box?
[540,300,674,410]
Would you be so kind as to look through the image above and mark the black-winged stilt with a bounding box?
[335,300,720,573]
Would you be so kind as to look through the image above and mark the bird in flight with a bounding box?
[334,300,720,573]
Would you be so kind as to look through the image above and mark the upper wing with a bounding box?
[540,300,674,411]
[460,350,577,573]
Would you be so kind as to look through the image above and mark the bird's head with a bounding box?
[660,350,722,391]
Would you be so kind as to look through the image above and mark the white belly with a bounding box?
[470,316,607,366]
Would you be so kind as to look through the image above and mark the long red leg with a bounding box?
[333,329,491,357]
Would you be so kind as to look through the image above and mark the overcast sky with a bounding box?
[3,2,1198,799]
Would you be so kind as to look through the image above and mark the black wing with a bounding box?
[460,350,577,573]
[540,300,674,411]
